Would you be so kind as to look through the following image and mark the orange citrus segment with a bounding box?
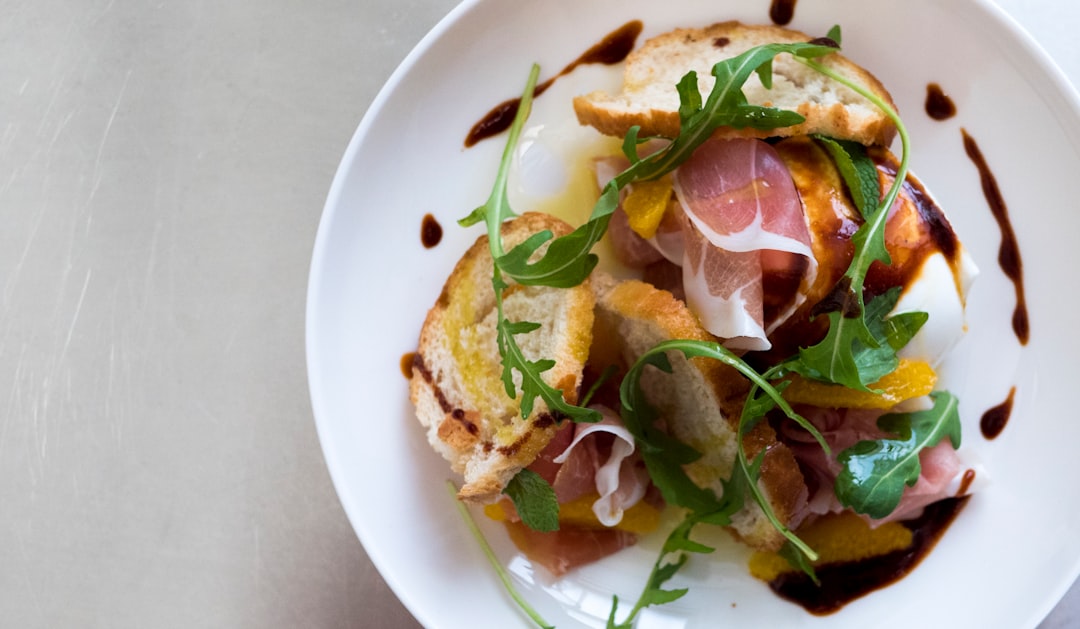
[483,493,661,534]
[622,177,672,239]
[782,358,937,409]
[749,511,913,581]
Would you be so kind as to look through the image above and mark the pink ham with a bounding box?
[608,202,666,268]
[503,521,638,578]
[513,407,651,528]
[497,408,652,576]
[672,137,815,350]
[780,405,969,526]
[551,406,650,526]
[599,138,816,350]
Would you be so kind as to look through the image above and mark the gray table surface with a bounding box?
[1,0,1075,627]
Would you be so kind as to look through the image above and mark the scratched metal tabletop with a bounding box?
[0,0,1075,627]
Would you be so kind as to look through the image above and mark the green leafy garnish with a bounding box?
[448,481,555,629]
[618,340,825,557]
[778,540,819,585]
[503,468,560,533]
[619,340,823,514]
[788,286,927,387]
[813,134,880,218]
[606,513,724,628]
[835,391,962,519]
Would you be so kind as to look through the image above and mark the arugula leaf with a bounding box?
[834,391,962,519]
[813,135,880,219]
[853,288,928,383]
[607,512,722,628]
[493,267,602,423]
[619,348,722,514]
[826,24,843,46]
[503,468,560,532]
[778,540,819,585]
[618,339,819,514]
[457,65,538,238]
[461,65,601,424]
[790,287,927,387]
[731,384,820,562]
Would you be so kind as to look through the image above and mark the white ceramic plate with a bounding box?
[307,0,1080,626]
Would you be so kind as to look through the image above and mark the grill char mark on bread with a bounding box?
[410,213,595,504]
[573,21,898,147]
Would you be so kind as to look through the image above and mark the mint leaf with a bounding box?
[814,135,880,218]
[503,468,560,533]
[834,391,962,519]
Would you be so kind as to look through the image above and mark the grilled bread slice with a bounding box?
[593,275,807,551]
[410,213,595,503]
[573,21,897,147]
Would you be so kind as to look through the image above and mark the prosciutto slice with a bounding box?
[499,408,652,576]
[673,137,815,350]
[780,405,973,526]
[503,521,637,578]
[551,406,650,527]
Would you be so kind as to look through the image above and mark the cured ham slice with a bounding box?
[598,138,816,351]
[674,138,813,254]
[512,407,651,528]
[503,521,637,578]
[495,408,654,575]
[673,137,815,350]
[680,214,768,347]
[780,405,971,526]
[551,406,650,526]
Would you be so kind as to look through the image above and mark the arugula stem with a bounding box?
[447,481,555,629]
[734,382,819,562]
[484,64,541,258]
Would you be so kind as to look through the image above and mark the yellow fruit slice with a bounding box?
[622,177,672,239]
[484,492,661,534]
[749,511,913,581]
[782,359,937,409]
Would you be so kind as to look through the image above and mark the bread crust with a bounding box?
[594,277,807,551]
[410,213,595,503]
[574,21,897,146]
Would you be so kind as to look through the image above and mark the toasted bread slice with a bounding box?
[410,213,595,503]
[574,21,897,146]
[593,275,807,551]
